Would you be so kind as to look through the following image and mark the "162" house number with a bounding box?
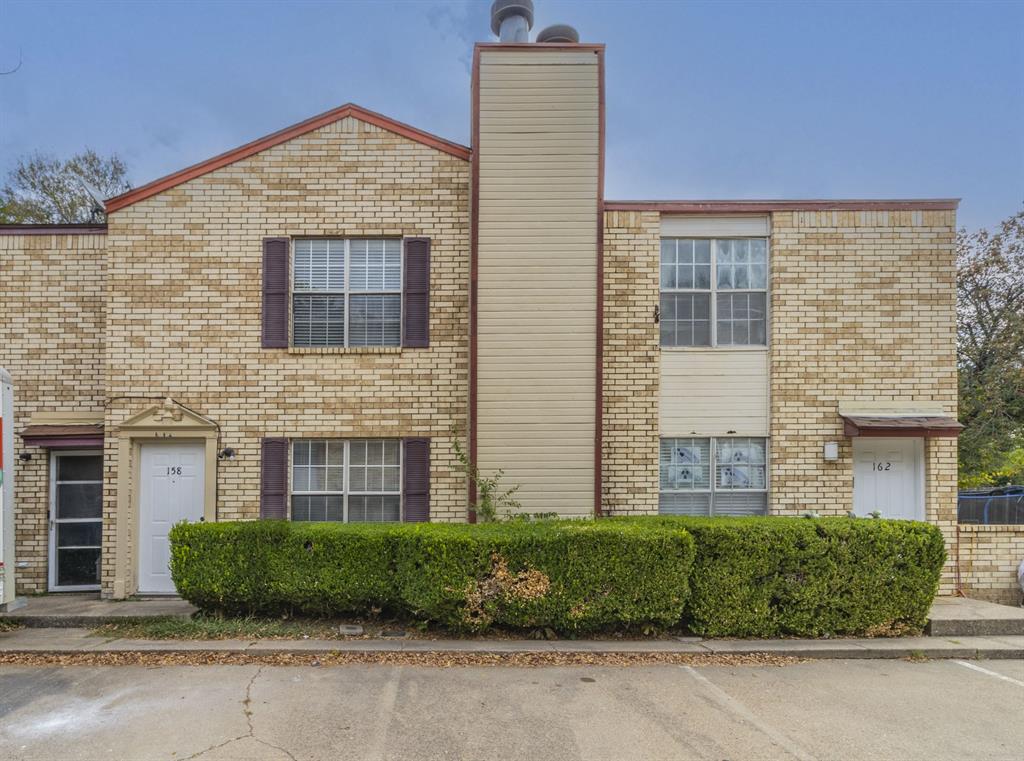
[872,462,892,471]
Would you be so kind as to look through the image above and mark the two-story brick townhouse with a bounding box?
[1,17,970,601]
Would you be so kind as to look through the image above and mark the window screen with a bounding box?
[660,237,768,347]
[291,439,401,522]
[659,437,768,516]
[291,239,401,347]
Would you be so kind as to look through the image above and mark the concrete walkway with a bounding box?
[2,594,1023,658]
[6,593,1023,633]
[1,627,1022,660]
[927,595,1024,636]
[1,593,197,627]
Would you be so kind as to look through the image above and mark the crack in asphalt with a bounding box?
[187,666,298,761]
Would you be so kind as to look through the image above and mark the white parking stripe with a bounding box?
[680,666,817,761]
[953,660,1024,688]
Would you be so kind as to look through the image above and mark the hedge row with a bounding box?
[168,520,695,634]
[169,516,946,637]
[617,516,946,637]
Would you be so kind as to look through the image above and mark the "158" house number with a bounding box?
[166,466,183,476]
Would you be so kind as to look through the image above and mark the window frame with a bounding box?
[659,236,770,350]
[290,238,404,348]
[289,438,403,523]
[659,436,770,516]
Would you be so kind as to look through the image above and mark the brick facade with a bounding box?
[0,115,998,600]
[769,209,960,590]
[96,116,470,596]
[601,211,660,514]
[0,232,106,592]
[956,526,1024,605]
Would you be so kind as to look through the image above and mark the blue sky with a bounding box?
[1,0,1021,231]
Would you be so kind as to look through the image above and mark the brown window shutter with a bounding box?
[260,437,289,519]
[402,238,430,348]
[402,438,430,522]
[262,237,290,348]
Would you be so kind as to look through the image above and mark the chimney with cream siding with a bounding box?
[471,12,604,517]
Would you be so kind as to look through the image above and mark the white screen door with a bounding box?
[138,442,205,594]
[49,452,104,591]
[852,438,924,520]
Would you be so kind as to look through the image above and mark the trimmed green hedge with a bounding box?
[169,521,396,616]
[393,521,694,633]
[617,516,946,637]
[170,516,945,637]
[169,519,695,633]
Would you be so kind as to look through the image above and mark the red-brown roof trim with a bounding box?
[604,199,960,213]
[106,103,472,213]
[20,424,104,449]
[841,414,963,438]
[0,224,107,235]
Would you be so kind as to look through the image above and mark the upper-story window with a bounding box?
[292,239,402,347]
[660,238,768,347]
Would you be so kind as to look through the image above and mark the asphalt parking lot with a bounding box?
[1,658,1022,760]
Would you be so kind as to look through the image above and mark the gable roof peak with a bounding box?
[106,103,471,213]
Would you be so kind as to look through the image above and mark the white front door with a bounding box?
[852,437,924,520]
[138,442,205,594]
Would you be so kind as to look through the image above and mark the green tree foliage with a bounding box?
[0,149,130,223]
[957,208,1024,487]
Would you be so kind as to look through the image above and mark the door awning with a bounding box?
[841,414,963,438]
[20,411,105,448]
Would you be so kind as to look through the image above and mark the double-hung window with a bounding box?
[660,238,768,347]
[291,439,402,522]
[292,239,402,347]
[659,437,768,516]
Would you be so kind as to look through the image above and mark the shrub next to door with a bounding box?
[637,516,947,637]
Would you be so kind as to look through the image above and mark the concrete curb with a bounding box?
[1,629,1022,660]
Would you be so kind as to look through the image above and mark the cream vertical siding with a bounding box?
[660,349,769,436]
[476,48,600,516]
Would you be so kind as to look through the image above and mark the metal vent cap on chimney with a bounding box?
[491,0,534,41]
[536,24,580,43]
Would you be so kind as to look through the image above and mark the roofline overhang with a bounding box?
[603,199,961,213]
[0,224,108,235]
[105,103,472,213]
[21,434,105,449]
[841,414,964,438]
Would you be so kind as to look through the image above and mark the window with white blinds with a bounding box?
[292,239,402,347]
[291,439,401,522]
[660,237,768,347]
[659,437,768,516]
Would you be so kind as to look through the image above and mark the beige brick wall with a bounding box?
[0,232,107,593]
[769,209,959,589]
[101,116,470,596]
[0,146,979,602]
[600,211,660,514]
[957,525,1024,605]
